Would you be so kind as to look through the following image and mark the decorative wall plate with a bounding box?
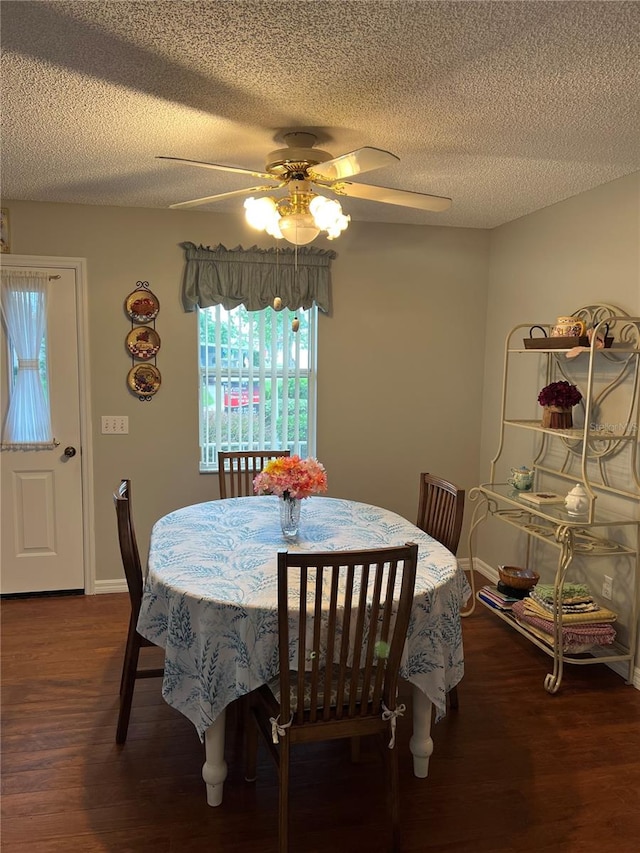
[127,363,161,396]
[125,289,160,323]
[126,326,161,360]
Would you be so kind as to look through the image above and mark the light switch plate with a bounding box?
[101,416,129,434]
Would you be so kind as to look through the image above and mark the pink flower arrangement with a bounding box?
[253,455,328,500]
[537,381,582,409]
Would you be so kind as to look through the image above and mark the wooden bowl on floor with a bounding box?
[498,565,540,590]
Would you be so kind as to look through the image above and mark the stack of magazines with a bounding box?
[477,585,520,611]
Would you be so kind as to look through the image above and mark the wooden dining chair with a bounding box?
[217,449,290,498]
[113,479,164,744]
[245,542,419,853]
[416,472,465,709]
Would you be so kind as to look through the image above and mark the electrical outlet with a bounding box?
[602,575,613,600]
[101,416,129,434]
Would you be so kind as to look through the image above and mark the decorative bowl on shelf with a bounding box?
[498,565,540,590]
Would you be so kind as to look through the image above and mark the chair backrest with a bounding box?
[277,543,419,725]
[113,479,144,616]
[217,450,291,498]
[416,472,465,554]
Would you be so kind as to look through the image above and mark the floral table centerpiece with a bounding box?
[253,455,328,538]
[537,380,582,429]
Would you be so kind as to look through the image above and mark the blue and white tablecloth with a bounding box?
[137,496,471,739]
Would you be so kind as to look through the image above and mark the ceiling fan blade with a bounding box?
[334,181,452,212]
[169,185,280,210]
[157,155,275,182]
[309,147,399,181]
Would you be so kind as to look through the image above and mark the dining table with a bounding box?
[137,495,471,806]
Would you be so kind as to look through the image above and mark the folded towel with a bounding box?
[522,597,617,624]
[530,590,599,613]
[512,618,606,654]
[512,601,617,650]
[534,582,591,603]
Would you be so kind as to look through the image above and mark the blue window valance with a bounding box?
[181,242,335,313]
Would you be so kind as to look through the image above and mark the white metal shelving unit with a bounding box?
[467,304,640,693]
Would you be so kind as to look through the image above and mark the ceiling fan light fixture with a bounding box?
[278,212,321,246]
[245,186,350,246]
[244,196,283,238]
[325,214,350,240]
[310,195,350,240]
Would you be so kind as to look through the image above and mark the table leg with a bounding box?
[202,708,228,806]
[409,684,433,778]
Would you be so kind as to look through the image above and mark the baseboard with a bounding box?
[95,578,128,594]
[458,557,497,583]
[457,558,640,690]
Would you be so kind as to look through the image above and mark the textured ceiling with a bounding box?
[1,1,639,229]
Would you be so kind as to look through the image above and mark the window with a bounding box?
[182,240,333,469]
[1,269,52,447]
[198,303,317,470]
[8,334,49,399]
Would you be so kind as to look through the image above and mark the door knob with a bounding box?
[64,446,77,458]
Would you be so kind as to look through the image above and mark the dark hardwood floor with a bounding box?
[2,580,639,852]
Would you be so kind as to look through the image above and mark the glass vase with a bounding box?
[279,495,301,540]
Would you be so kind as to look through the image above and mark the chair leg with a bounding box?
[116,631,142,744]
[448,685,459,711]
[278,737,290,853]
[119,614,137,696]
[383,734,401,853]
[245,703,258,782]
[233,693,247,741]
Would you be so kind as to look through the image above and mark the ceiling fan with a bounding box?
[158,131,452,245]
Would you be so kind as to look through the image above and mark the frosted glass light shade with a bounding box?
[278,213,320,245]
[244,196,282,237]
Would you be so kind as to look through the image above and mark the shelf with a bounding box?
[508,345,640,355]
[471,307,640,693]
[479,483,640,526]
[504,419,637,441]
[476,594,633,666]
[490,508,637,555]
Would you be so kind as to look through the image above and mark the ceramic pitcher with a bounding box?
[550,316,586,338]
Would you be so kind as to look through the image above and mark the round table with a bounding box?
[138,495,470,805]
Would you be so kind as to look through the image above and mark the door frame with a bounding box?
[2,255,95,593]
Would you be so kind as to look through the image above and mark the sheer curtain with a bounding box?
[1,269,53,447]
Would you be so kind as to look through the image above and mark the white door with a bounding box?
[1,257,92,595]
